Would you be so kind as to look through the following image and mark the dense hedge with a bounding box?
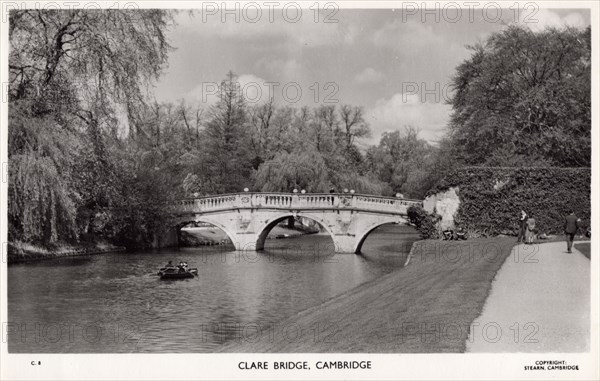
[427,167,591,237]
[407,205,441,239]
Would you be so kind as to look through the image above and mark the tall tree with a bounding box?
[339,105,370,150]
[448,25,591,167]
[248,98,275,167]
[200,71,253,193]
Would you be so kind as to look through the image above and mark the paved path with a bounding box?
[467,241,590,352]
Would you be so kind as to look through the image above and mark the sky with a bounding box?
[153,6,590,145]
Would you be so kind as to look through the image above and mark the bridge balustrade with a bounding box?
[169,193,422,215]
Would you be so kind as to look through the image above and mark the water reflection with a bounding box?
[8,224,418,352]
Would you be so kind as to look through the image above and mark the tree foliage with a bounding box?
[365,127,437,198]
[448,25,591,167]
[255,152,329,192]
[185,71,254,194]
[407,205,441,239]
[9,9,173,131]
[249,101,389,195]
[8,9,174,246]
[8,107,80,244]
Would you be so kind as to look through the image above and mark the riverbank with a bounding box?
[8,224,314,264]
[219,237,515,352]
[7,241,126,264]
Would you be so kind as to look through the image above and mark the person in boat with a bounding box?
[178,261,189,273]
[160,261,175,272]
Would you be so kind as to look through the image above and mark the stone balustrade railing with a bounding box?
[169,192,422,216]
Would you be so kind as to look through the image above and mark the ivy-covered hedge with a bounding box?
[427,167,591,236]
[407,205,441,239]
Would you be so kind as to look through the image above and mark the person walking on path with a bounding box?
[517,210,528,243]
[564,210,580,253]
[526,215,536,244]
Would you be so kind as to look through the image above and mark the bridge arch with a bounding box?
[172,215,238,247]
[354,218,410,254]
[255,212,338,252]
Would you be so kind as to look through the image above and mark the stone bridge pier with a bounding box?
[168,192,422,254]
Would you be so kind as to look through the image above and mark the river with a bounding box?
[7,224,418,353]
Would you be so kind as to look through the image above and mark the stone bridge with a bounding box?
[166,192,422,254]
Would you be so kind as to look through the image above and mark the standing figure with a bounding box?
[517,210,528,243]
[564,210,579,253]
[526,215,536,244]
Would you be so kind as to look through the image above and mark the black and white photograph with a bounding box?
[0,1,598,380]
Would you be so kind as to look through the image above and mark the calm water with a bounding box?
[8,224,418,353]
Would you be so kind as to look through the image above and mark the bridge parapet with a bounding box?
[169,192,422,216]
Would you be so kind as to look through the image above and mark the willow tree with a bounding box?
[8,9,174,245]
[254,151,329,193]
[9,10,173,125]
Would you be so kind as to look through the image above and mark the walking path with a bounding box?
[467,241,591,352]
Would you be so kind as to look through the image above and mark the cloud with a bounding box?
[355,67,384,84]
[517,9,587,32]
[237,74,274,105]
[366,93,451,143]
[176,10,356,47]
[372,19,446,52]
[185,82,219,106]
[256,58,302,83]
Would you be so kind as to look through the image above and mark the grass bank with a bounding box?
[575,242,591,259]
[7,241,126,264]
[220,237,515,353]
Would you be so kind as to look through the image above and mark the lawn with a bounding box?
[220,237,516,353]
[575,242,591,259]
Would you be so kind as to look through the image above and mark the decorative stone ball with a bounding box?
[350,189,355,194]
[293,189,298,193]
[301,189,306,194]
[244,188,249,192]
